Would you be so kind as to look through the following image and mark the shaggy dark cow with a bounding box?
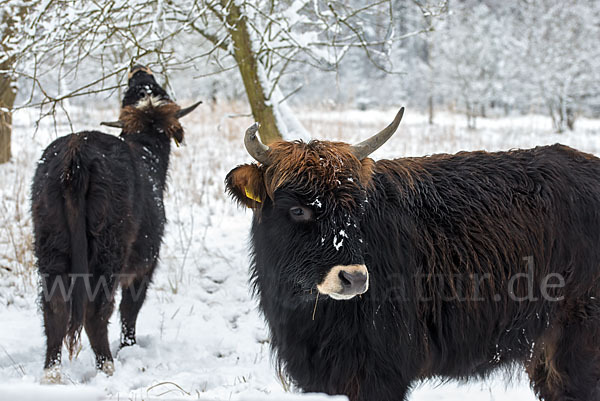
[226,109,600,401]
[31,65,200,382]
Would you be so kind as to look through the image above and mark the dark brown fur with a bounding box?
[227,141,600,401]
[32,69,184,375]
[120,102,183,143]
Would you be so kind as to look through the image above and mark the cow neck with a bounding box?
[122,132,172,177]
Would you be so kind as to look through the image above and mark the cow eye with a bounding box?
[289,206,313,222]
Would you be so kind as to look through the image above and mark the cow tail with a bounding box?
[62,140,89,359]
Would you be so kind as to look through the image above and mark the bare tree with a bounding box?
[7,0,441,145]
[428,0,600,132]
[0,1,30,164]
[196,0,439,143]
[434,3,505,129]
[511,0,600,132]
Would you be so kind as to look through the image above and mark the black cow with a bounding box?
[31,65,200,382]
[226,109,600,401]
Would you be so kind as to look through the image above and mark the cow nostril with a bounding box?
[317,265,369,298]
[338,270,368,295]
[339,271,352,288]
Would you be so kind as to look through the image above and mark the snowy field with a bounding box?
[1,103,599,400]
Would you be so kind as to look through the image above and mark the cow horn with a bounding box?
[100,120,124,128]
[176,100,202,119]
[244,122,271,165]
[351,107,404,160]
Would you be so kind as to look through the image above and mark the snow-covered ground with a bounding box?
[1,103,599,400]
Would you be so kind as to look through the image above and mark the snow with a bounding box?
[1,104,599,400]
[332,235,343,251]
[0,383,104,401]
[309,198,322,209]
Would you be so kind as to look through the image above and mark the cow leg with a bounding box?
[83,274,116,375]
[40,274,70,383]
[119,274,151,348]
[526,321,600,401]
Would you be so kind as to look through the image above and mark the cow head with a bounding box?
[226,108,404,303]
[101,64,201,144]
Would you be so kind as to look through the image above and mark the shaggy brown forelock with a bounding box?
[262,140,374,207]
[119,102,184,143]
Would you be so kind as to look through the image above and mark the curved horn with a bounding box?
[244,122,271,165]
[351,107,404,160]
[100,120,124,129]
[176,100,202,119]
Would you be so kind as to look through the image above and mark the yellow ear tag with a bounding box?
[245,187,262,203]
[173,137,180,147]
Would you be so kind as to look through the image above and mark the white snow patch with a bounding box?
[310,198,322,209]
[333,235,344,251]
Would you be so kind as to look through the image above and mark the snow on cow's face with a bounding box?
[226,140,374,303]
[122,65,171,107]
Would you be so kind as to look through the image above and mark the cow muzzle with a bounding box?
[317,264,369,300]
[128,64,153,80]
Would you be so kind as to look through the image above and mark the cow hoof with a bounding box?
[100,360,115,376]
[41,366,62,384]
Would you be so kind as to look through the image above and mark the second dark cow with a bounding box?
[31,65,200,382]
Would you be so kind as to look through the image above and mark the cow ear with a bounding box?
[226,164,267,208]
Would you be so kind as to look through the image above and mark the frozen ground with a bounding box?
[1,103,599,400]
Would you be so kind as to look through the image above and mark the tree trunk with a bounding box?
[428,95,434,125]
[1,4,29,164]
[424,27,434,126]
[0,71,16,164]
[566,107,575,131]
[222,1,282,145]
